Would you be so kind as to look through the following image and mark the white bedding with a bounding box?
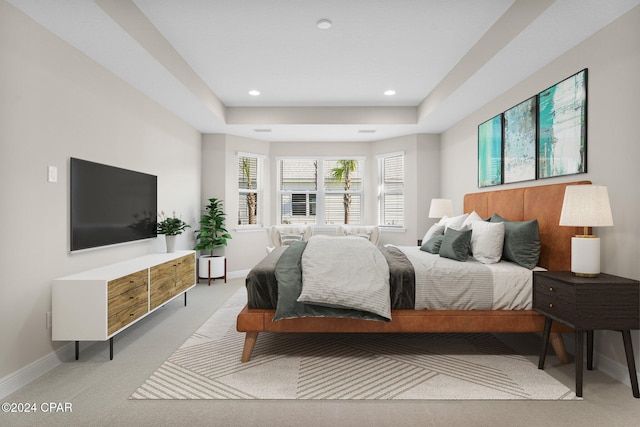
[297,235,391,320]
[397,246,542,310]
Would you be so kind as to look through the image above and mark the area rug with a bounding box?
[130,288,576,400]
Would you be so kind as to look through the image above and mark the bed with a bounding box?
[236,181,590,362]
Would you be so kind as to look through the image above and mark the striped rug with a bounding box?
[130,288,576,400]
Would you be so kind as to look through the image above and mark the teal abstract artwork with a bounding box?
[478,114,502,187]
[538,69,587,178]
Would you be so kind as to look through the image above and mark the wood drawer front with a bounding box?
[533,279,575,321]
[108,298,148,335]
[176,254,195,292]
[150,259,178,310]
[150,282,177,311]
[108,270,148,302]
[149,255,194,309]
[107,270,149,335]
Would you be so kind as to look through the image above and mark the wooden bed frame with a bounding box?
[237,181,591,363]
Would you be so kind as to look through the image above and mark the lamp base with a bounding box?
[573,271,599,278]
[571,236,600,277]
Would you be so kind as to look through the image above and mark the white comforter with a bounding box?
[297,235,391,320]
[398,246,538,310]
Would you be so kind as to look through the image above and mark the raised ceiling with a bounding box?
[8,0,640,141]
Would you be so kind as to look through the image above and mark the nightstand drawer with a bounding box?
[533,276,576,320]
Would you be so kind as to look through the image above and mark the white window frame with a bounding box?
[377,151,405,228]
[237,152,264,229]
[276,156,365,226]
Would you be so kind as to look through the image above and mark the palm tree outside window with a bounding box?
[238,154,262,226]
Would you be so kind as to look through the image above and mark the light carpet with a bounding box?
[130,288,576,400]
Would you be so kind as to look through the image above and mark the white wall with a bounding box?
[440,6,640,382]
[0,2,201,380]
[200,134,272,273]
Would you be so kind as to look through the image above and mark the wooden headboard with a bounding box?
[463,181,591,271]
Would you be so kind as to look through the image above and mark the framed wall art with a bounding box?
[537,69,587,179]
[503,96,537,184]
[478,114,502,188]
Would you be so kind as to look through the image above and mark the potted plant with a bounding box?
[157,211,190,253]
[194,198,232,283]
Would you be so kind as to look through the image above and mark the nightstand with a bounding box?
[533,271,639,398]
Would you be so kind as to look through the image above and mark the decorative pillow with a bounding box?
[280,233,304,246]
[470,220,505,264]
[420,235,444,254]
[440,213,469,231]
[439,227,472,261]
[461,210,483,228]
[271,225,312,247]
[337,226,380,246]
[421,223,445,244]
[348,231,372,240]
[490,214,541,269]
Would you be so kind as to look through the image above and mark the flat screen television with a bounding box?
[70,158,157,251]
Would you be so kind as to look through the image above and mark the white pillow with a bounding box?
[440,213,469,231]
[280,233,304,246]
[422,223,445,243]
[471,221,505,264]
[462,210,483,228]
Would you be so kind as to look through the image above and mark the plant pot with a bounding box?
[165,235,176,253]
[198,255,226,285]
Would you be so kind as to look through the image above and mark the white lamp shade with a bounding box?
[428,199,453,218]
[559,185,613,228]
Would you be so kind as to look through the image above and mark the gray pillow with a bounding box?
[439,228,472,261]
[490,214,541,269]
[420,235,444,254]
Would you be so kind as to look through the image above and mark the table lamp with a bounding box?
[559,185,613,277]
[428,198,454,219]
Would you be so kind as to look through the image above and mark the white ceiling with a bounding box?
[8,0,640,142]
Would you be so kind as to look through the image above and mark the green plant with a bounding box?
[330,159,358,224]
[241,158,257,225]
[194,198,232,256]
[156,211,190,236]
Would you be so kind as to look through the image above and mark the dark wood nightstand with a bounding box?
[533,271,639,398]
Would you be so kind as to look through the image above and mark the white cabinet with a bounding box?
[52,251,195,359]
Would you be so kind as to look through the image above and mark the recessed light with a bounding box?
[253,128,272,133]
[317,19,332,30]
[358,129,376,134]
[384,90,396,96]
[248,90,260,96]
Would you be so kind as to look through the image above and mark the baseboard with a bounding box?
[563,333,637,389]
[596,351,637,389]
[0,342,76,399]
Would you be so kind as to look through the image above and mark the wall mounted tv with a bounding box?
[70,158,157,251]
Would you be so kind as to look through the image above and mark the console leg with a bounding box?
[184,291,187,306]
[110,337,114,360]
[75,341,79,361]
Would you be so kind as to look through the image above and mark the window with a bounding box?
[238,153,262,226]
[377,152,404,227]
[278,158,363,225]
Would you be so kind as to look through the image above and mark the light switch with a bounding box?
[48,165,58,183]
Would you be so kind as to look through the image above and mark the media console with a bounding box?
[52,251,196,360]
